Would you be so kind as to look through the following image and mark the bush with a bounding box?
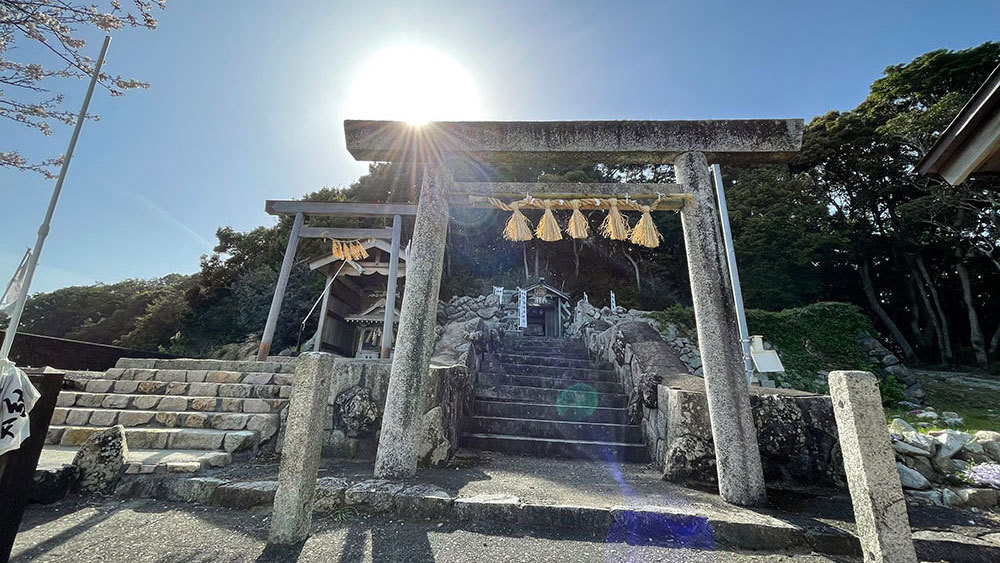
[648,301,893,399]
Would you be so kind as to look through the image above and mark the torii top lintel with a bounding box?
[344,119,805,166]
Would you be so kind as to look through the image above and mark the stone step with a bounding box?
[487,353,607,370]
[473,400,630,424]
[502,337,587,350]
[100,368,294,387]
[78,378,289,399]
[475,384,627,408]
[115,358,296,374]
[461,432,649,462]
[55,391,287,415]
[480,362,617,382]
[478,372,623,395]
[467,416,641,443]
[46,425,258,452]
[499,348,591,360]
[506,336,585,345]
[51,407,279,440]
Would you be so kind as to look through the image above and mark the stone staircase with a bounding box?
[45,357,294,473]
[462,336,648,462]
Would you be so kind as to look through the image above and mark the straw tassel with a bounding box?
[566,199,589,239]
[331,240,344,260]
[502,200,534,241]
[535,200,562,242]
[600,198,629,240]
[630,205,663,248]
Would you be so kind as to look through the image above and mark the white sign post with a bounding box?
[493,286,504,304]
[609,290,617,312]
[518,288,527,328]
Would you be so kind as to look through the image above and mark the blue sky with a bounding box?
[2,0,998,293]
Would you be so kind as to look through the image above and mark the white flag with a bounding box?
[0,359,40,456]
[1,249,31,318]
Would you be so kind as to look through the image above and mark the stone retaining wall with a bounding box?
[311,318,495,467]
[572,302,844,488]
[436,294,505,325]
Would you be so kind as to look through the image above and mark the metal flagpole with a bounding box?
[711,164,754,385]
[0,36,111,362]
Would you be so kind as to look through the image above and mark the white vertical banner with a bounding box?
[518,288,527,328]
[610,290,617,312]
[0,359,40,455]
[0,249,31,319]
[493,286,504,304]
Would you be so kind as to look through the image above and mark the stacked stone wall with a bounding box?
[316,314,497,467]
[570,299,844,488]
[436,294,505,325]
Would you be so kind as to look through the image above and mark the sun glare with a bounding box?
[344,44,483,126]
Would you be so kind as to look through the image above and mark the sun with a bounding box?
[344,44,483,126]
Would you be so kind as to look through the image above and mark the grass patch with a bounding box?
[646,305,696,339]
[885,375,1000,434]
[647,302,897,399]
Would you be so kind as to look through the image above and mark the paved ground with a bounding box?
[206,450,1000,540]
[12,499,839,562]
[18,451,1000,561]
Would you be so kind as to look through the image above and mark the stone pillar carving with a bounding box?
[829,370,917,563]
[675,151,767,507]
[374,162,451,479]
[269,352,334,544]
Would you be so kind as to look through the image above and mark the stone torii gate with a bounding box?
[344,119,804,508]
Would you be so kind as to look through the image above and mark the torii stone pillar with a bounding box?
[374,162,451,479]
[675,151,767,507]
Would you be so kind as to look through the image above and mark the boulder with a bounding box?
[973,431,1000,462]
[931,430,972,460]
[899,431,936,456]
[954,487,998,509]
[73,425,128,494]
[896,462,931,490]
[909,456,938,483]
[889,418,916,434]
[891,439,931,457]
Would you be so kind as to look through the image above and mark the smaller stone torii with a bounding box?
[256,202,416,361]
[345,119,804,508]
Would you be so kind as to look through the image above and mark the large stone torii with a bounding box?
[345,119,804,508]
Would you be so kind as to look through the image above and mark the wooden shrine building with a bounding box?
[307,237,408,357]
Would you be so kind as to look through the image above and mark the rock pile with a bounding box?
[858,334,926,403]
[567,299,926,401]
[890,418,1000,509]
[566,300,704,375]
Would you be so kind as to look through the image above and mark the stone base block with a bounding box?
[656,386,843,488]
